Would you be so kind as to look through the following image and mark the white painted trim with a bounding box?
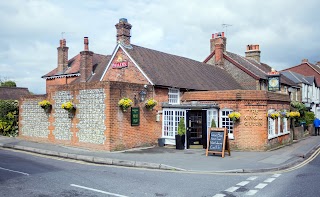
[99,44,154,85]
[99,44,121,81]
[43,73,80,79]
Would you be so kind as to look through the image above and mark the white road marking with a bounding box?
[255,183,268,189]
[70,184,128,197]
[0,167,29,176]
[237,181,250,186]
[212,194,226,197]
[247,176,258,181]
[246,190,258,195]
[272,174,281,178]
[264,178,276,183]
[225,186,239,192]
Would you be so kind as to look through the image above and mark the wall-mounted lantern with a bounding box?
[139,90,147,102]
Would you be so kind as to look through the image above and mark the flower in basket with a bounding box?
[145,98,157,110]
[38,100,52,109]
[228,112,241,122]
[61,101,75,112]
[267,111,280,119]
[118,97,133,111]
[288,111,300,118]
[280,110,290,119]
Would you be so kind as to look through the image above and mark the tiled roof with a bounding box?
[0,87,31,100]
[42,53,111,81]
[125,44,243,91]
[224,52,296,86]
[282,62,320,86]
[281,71,311,85]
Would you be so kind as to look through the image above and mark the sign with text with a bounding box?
[112,53,128,69]
[131,107,140,126]
[206,128,231,158]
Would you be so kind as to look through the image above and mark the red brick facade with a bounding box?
[183,90,291,150]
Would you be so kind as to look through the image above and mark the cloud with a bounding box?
[0,0,320,93]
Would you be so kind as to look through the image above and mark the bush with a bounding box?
[0,100,19,136]
[177,118,186,136]
[305,111,315,125]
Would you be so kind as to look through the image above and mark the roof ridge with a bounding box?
[288,70,303,83]
[238,54,268,75]
[225,52,261,78]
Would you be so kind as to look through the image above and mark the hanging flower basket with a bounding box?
[38,100,52,112]
[61,101,76,113]
[145,98,157,111]
[118,97,133,112]
[266,111,280,119]
[288,111,300,118]
[228,112,241,122]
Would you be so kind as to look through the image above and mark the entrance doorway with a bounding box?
[186,110,207,149]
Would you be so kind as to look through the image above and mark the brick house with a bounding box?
[282,59,320,118]
[19,18,296,151]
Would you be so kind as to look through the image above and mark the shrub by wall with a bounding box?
[0,100,19,136]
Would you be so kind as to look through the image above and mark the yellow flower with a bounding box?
[228,112,241,121]
[38,100,51,109]
[118,98,133,110]
[61,101,74,112]
[145,98,157,109]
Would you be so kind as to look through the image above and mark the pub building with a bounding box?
[19,18,298,151]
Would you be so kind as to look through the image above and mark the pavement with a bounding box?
[0,135,319,173]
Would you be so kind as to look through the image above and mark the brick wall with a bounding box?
[182,90,291,150]
[224,59,258,90]
[19,81,163,151]
[102,48,150,85]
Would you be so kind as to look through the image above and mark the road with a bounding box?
[0,147,319,197]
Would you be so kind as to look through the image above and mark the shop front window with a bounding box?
[162,109,185,138]
[207,109,218,133]
[220,109,234,139]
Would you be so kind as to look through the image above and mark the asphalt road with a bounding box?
[0,147,319,197]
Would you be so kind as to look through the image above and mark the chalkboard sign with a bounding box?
[206,128,231,158]
[208,130,224,152]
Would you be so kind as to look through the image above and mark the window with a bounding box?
[162,109,185,138]
[207,109,218,133]
[220,109,234,139]
[268,117,276,139]
[284,86,287,93]
[282,117,288,134]
[168,88,180,104]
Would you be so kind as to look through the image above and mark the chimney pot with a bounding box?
[245,44,261,63]
[84,37,89,51]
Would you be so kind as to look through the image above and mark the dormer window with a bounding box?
[168,88,180,104]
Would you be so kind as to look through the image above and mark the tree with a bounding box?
[1,80,16,87]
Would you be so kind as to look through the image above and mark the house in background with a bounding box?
[204,32,297,93]
[282,60,320,118]
[0,87,31,100]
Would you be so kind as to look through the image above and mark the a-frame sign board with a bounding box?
[206,128,231,158]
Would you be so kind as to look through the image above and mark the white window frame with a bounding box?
[282,117,288,134]
[268,117,276,139]
[168,88,180,104]
[207,108,218,136]
[219,108,234,139]
[162,108,186,138]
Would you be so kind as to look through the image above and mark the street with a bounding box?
[0,147,319,197]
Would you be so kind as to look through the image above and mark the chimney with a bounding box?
[80,37,93,83]
[115,18,132,46]
[210,32,226,67]
[302,59,308,63]
[57,39,69,73]
[245,44,261,63]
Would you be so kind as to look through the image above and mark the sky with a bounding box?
[1,0,320,94]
